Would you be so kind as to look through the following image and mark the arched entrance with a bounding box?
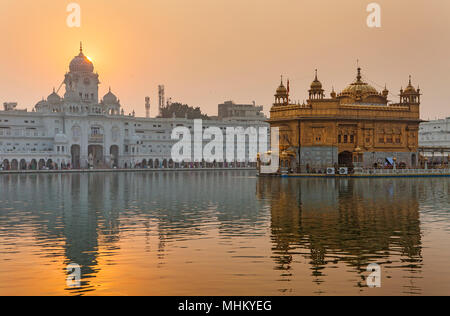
[88,145,104,168]
[71,145,81,169]
[2,159,10,170]
[154,159,159,169]
[338,151,353,167]
[46,159,53,169]
[148,159,154,168]
[142,159,148,168]
[30,159,37,170]
[110,145,119,168]
[38,159,45,170]
[11,159,18,170]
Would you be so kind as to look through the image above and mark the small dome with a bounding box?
[403,76,417,94]
[310,70,323,90]
[310,79,322,90]
[275,76,288,95]
[69,43,94,73]
[276,83,287,94]
[54,133,69,143]
[35,99,48,108]
[47,89,61,103]
[103,87,118,104]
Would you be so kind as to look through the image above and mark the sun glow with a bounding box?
[86,56,93,62]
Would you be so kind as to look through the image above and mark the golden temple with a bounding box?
[269,67,422,171]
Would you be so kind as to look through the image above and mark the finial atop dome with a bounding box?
[403,75,417,94]
[356,67,362,82]
[70,43,94,72]
[276,75,287,95]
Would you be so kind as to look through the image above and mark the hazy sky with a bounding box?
[0,0,449,119]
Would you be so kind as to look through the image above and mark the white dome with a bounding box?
[103,88,118,104]
[47,90,61,103]
[69,44,94,73]
[35,99,48,108]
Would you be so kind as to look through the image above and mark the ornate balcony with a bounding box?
[88,134,104,143]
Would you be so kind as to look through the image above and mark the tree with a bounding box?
[160,102,210,120]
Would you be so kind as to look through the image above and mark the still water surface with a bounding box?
[0,171,449,295]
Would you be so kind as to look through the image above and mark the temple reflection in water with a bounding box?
[257,177,423,294]
[0,172,448,295]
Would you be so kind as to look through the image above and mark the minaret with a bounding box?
[158,85,165,117]
[145,96,150,118]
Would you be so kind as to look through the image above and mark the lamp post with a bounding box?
[353,146,362,168]
[393,157,397,170]
[425,157,428,170]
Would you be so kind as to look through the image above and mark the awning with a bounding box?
[386,157,394,165]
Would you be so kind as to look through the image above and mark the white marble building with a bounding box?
[419,117,450,163]
[0,45,269,170]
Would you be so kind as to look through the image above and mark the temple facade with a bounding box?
[269,67,422,171]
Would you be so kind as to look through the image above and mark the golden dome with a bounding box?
[276,76,288,95]
[341,67,378,95]
[310,69,323,90]
[276,83,287,94]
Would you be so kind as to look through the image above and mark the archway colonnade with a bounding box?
[0,158,68,170]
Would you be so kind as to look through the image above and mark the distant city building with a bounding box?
[419,118,450,162]
[0,45,268,170]
[269,68,422,171]
[218,101,266,121]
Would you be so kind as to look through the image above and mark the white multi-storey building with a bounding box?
[0,45,269,170]
[419,117,450,164]
[419,117,450,148]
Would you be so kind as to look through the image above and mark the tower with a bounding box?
[158,85,165,117]
[274,76,289,106]
[308,69,324,100]
[400,76,421,104]
[64,43,99,103]
[145,96,150,118]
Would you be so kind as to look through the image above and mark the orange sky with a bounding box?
[0,0,449,119]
